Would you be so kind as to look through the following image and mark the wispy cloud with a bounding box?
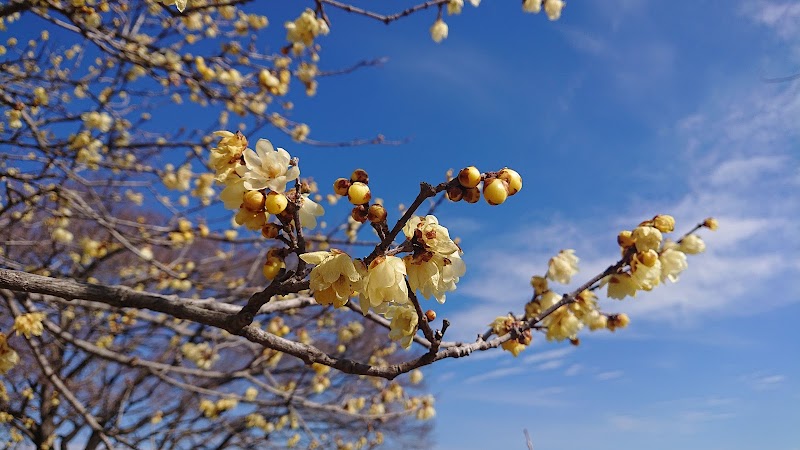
[463,367,524,384]
[595,370,624,381]
[740,372,787,391]
[523,347,575,364]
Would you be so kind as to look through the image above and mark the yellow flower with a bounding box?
[605,274,638,299]
[630,250,661,291]
[546,249,579,284]
[430,19,449,43]
[703,217,719,231]
[522,0,542,13]
[544,0,565,20]
[241,139,300,192]
[404,252,465,304]
[416,395,436,420]
[680,234,706,254]
[632,226,662,253]
[539,291,582,341]
[384,304,418,349]
[210,131,247,183]
[403,215,459,255]
[359,256,408,311]
[13,312,46,339]
[447,0,464,15]
[0,333,19,374]
[299,194,325,229]
[299,250,362,308]
[659,248,688,282]
[181,342,218,369]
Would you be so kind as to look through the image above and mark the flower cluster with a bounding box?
[403,215,466,303]
[606,215,713,300]
[300,213,462,348]
[211,131,324,278]
[447,166,522,206]
[13,312,45,339]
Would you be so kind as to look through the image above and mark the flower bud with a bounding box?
[483,177,509,205]
[446,185,463,202]
[367,204,387,223]
[350,168,369,184]
[617,230,635,248]
[457,166,481,188]
[703,217,719,231]
[242,190,265,211]
[351,205,368,223]
[462,187,480,204]
[264,192,288,214]
[262,257,284,280]
[347,182,371,205]
[638,249,659,267]
[569,337,580,346]
[530,275,548,296]
[652,214,675,233]
[333,178,350,196]
[607,313,630,331]
[261,223,281,239]
[425,310,436,322]
[498,168,522,196]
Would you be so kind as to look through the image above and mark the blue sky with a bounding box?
[275,1,800,449]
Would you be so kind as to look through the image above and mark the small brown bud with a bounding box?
[367,204,387,223]
[351,205,368,223]
[462,187,480,204]
[350,168,369,184]
[569,337,580,346]
[425,310,436,322]
[446,185,464,202]
[333,178,350,196]
[261,223,281,239]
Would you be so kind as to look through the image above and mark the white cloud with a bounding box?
[523,347,575,364]
[564,364,583,376]
[595,370,624,381]
[740,372,787,390]
[462,367,524,384]
[446,75,800,336]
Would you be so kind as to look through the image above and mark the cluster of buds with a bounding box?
[447,166,522,205]
[333,169,388,227]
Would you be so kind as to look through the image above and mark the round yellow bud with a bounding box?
[498,168,522,196]
[652,215,675,233]
[617,230,635,248]
[463,187,480,204]
[457,166,481,188]
[347,182,371,205]
[350,168,369,184]
[607,313,630,331]
[367,204,387,223]
[638,249,659,267]
[703,217,719,231]
[333,178,350,196]
[446,185,463,202]
[242,190,265,211]
[264,192,288,214]
[262,257,284,280]
[425,310,436,322]
[483,177,508,205]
